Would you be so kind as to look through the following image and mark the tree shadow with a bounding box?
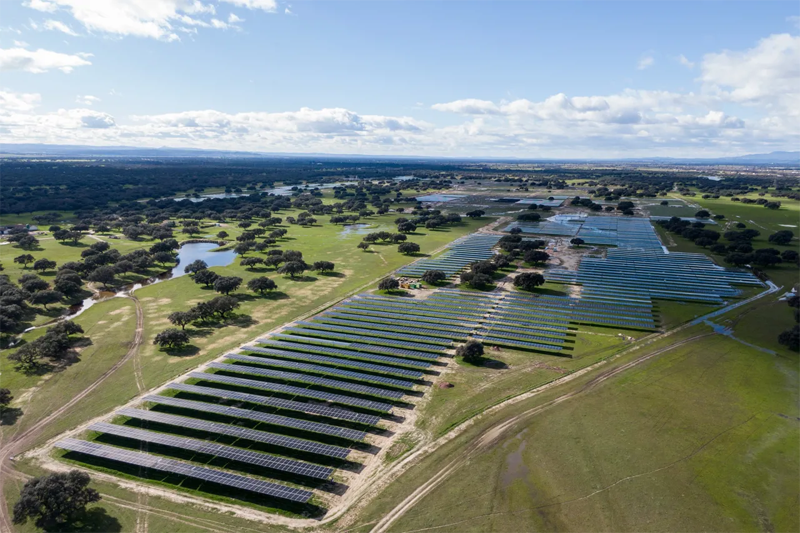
[478,356,509,369]
[0,407,23,426]
[45,507,122,533]
[160,344,201,357]
[318,271,345,278]
[284,275,317,282]
[236,292,289,302]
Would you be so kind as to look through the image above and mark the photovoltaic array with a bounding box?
[397,233,501,277]
[504,215,663,250]
[546,248,763,304]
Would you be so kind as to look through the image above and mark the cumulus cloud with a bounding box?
[22,0,258,41]
[0,46,91,73]
[678,54,694,68]
[43,19,78,36]
[0,33,796,157]
[220,0,277,11]
[637,55,655,70]
[701,33,800,115]
[0,91,41,111]
[76,94,100,105]
[431,99,500,115]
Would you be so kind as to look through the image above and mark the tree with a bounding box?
[13,254,35,268]
[217,230,229,239]
[517,212,541,222]
[13,470,101,529]
[29,290,63,310]
[153,251,175,265]
[509,227,523,235]
[398,242,421,255]
[465,210,485,218]
[397,221,417,233]
[278,261,307,279]
[312,261,335,273]
[213,276,243,294]
[240,257,265,270]
[233,242,252,256]
[768,230,794,245]
[695,210,710,218]
[378,277,400,291]
[357,241,370,252]
[168,310,197,330]
[87,266,116,289]
[456,340,484,364]
[778,325,799,352]
[32,259,57,273]
[184,259,208,274]
[153,328,190,349]
[570,237,585,247]
[247,276,278,294]
[724,252,753,267]
[193,269,220,287]
[460,271,493,289]
[392,233,407,243]
[208,295,240,318]
[421,270,447,285]
[781,250,798,262]
[22,277,49,293]
[17,235,39,249]
[514,272,545,291]
[524,250,550,264]
[0,388,12,412]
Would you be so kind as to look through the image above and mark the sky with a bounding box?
[0,0,798,158]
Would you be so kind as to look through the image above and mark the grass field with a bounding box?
[1,212,487,451]
[351,327,799,533]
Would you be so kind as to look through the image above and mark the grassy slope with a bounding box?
[353,329,799,533]
[1,213,486,450]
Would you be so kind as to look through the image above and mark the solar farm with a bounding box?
[546,248,764,305]
[504,215,664,250]
[396,233,501,278]
[52,279,657,512]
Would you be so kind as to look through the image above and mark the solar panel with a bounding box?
[224,354,416,389]
[144,394,367,441]
[56,438,314,503]
[88,422,334,480]
[117,407,351,458]
[295,321,452,346]
[270,335,440,361]
[257,339,431,369]
[312,316,468,340]
[188,372,393,413]
[208,362,405,399]
[242,346,423,379]
[281,327,446,353]
[166,382,381,426]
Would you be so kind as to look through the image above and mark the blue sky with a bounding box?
[0,1,798,157]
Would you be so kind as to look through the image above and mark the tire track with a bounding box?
[370,333,713,533]
[0,296,144,533]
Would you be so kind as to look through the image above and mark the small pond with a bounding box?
[170,242,236,277]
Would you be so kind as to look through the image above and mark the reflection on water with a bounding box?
[58,243,237,324]
[338,224,373,237]
[173,182,347,202]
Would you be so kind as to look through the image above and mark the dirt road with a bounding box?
[0,295,145,533]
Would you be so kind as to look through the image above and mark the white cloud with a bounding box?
[0,33,796,158]
[76,94,100,105]
[678,54,694,68]
[431,99,500,115]
[24,0,58,13]
[701,33,800,115]
[788,16,800,29]
[637,55,655,70]
[0,46,91,73]
[22,0,260,41]
[0,91,41,111]
[228,13,243,23]
[13,40,30,47]
[220,0,277,12]
[44,19,79,36]
[284,7,292,16]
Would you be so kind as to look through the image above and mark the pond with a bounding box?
[170,242,237,278]
[338,224,374,237]
[45,243,237,327]
[172,182,349,202]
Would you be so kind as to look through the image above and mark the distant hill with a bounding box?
[0,143,797,165]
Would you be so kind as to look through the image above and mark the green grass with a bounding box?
[352,328,799,532]
[0,297,138,442]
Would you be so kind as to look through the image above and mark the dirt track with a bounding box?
[0,295,144,533]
